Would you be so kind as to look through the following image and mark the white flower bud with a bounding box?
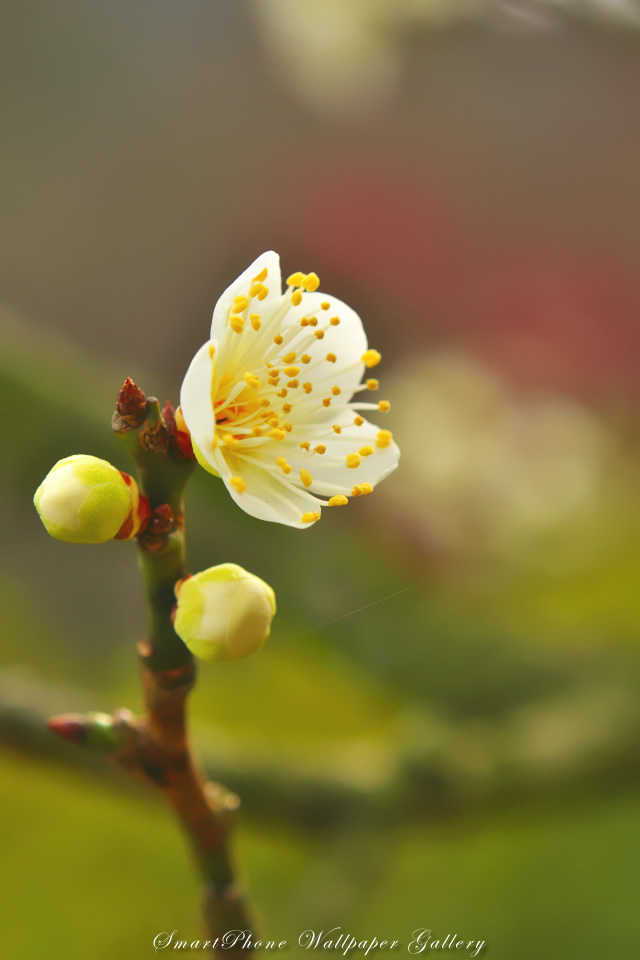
[174,563,276,663]
[34,454,139,544]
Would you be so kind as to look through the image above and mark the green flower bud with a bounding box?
[34,454,139,544]
[174,563,276,663]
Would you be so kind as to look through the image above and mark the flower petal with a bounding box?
[211,251,282,341]
[180,341,218,470]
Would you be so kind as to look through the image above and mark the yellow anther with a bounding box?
[257,285,269,301]
[244,372,260,389]
[299,441,311,451]
[251,426,263,437]
[273,334,283,345]
[326,353,337,363]
[362,349,381,368]
[269,378,280,386]
[301,512,320,524]
[268,428,286,441]
[260,398,271,407]
[253,266,268,282]
[282,403,293,413]
[282,422,293,432]
[260,410,272,419]
[283,351,297,364]
[321,302,330,311]
[376,429,393,448]
[314,330,324,340]
[302,382,313,394]
[283,366,300,377]
[331,385,341,396]
[249,282,262,298]
[291,291,303,307]
[309,316,318,327]
[301,354,311,364]
[332,425,342,434]
[287,379,299,389]
[354,416,364,426]
[300,317,310,327]
[352,482,374,497]
[276,457,292,475]
[378,400,390,412]
[366,379,379,390]
[322,398,332,408]
[276,388,288,398]
[251,314,261,331]
[328,495,348,507]
[300,468,313,488]
[220,433,239,449]
[302,272,320,292]
[314,445,326,455]
[346,453,361,469]
[208,344,216,359]
[286,271,305,287]
[330,316,340,326]
[233,295,249,311]
[359,446,374,457]
[229,476,247,493]
[230,316,245,333]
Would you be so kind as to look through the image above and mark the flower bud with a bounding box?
[34,454,142,544]
[174,563,276,663]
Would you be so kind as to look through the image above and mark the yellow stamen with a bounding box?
[326,353,337,363]
[268,428,286,441]
[332,425,342,434]
[321,302,330,311]
[328,495,348,507]
[286,271,305,287]
[283,366,300,377]
[378,400,390,412]
[208,344,216,359]
[314,445,326,455]
[309,317,318,327]
[315,330,324,340]
[302,272,320,292]
[276,457,292,475]
[282,403,293,413]
[300,468,313,488]
[287,379,299,389]
[322,398,332,407]
[331,385,341,396]
[260,398,270,407]
[354,416,364,426]
[253,267,268,283]
[301,512,320,524]
[352,482,373,497]
[233,295,249,311]
[220,433,238,449]
[249,282,262,298]
[244,372,260,389]
[273,334,283,345]
[299,441,311,451]
[251,314,261,331]
[301,354,311,364]
[362,349,381,368]
[359,446,374,457]
[257,285,269,301]
[300,317,310,327]
[252,426,263,437]
[330,316,340,326]
[376,429,393,448]
[302,382,313,394]
[230,316,244,333]
[366,379,379,391]
[283,351,297,364]
[229,476,246,493]
[291,291,303,307]
[346,453,361,469]
[282,422,293,432]
[276,388,288,398]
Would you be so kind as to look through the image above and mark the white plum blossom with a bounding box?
[180,251,399,528]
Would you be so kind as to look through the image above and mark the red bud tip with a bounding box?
[115,378,148,428]
[48,714,88,745]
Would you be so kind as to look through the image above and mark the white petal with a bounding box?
[210,251,282,341]
[284,415,400,497]
[214,448,321,529]
[180,341,217,469]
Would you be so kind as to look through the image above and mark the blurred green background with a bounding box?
[2,1,640,957]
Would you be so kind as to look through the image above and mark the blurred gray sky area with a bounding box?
[1,0,640,400]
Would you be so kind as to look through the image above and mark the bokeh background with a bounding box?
[2,1,640,957]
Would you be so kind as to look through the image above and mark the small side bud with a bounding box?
[34,454,141,544]
[113,377,147,430]
[173,563,276,663]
